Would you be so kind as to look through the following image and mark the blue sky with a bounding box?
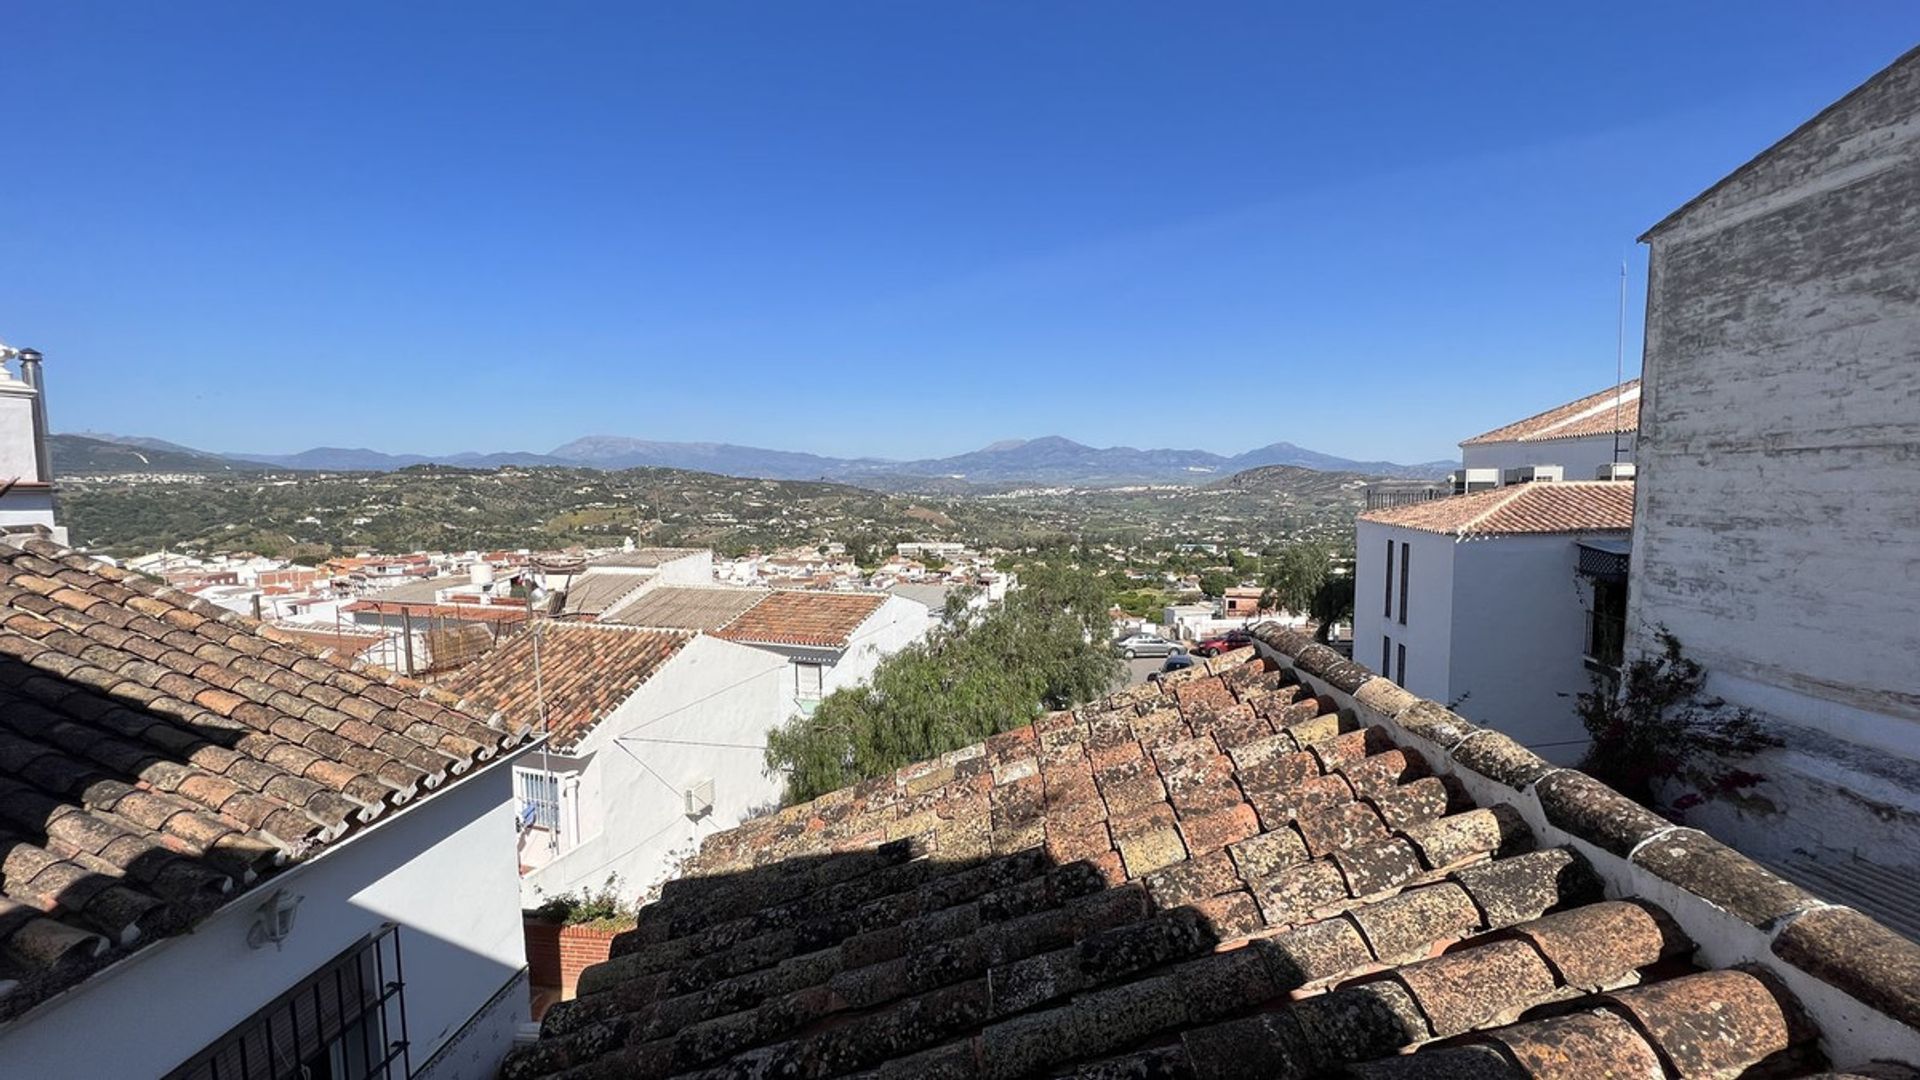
[3,4,1914,464]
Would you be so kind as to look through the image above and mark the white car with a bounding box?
[1115,633,1185,660]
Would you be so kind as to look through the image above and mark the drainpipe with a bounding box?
[16,349,51,484]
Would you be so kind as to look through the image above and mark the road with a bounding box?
[1115,654,1178,690]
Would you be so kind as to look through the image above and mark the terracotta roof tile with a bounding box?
[1358,480,1634,538]
[600,585,769,631]
[1460,379,1641,446]
[714,590,887,649]
[438,623,690,751]
[499,641,1906,1080]
[0,536,524,1020]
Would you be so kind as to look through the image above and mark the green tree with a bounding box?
[1259,542,1331,615]
[1198,569,1236,599]
[764,568,1121,803]
[1308,573,1355,643]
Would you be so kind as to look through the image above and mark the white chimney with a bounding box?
[470,561,495,589]
[0,344,63,544]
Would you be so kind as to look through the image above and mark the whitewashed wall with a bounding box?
[0,751,534,1080]
[1352,520,1457,705]
[1629,53,1920,869]
[1461,431,1635,479]
[520,635,788,903]
[1447,533,1617,764]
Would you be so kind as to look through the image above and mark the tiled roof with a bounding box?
[714,590,887,649]
[600,586,769,632]
[439,623,691,751]
[261,624,387,655]
[342,599,530,625]
[1359,481,1634,538]
[559,574,651,618]
[1460,379,1642,446]
[588,548,706,570]
[501,632,1920,1080]
[0,536,526,1019]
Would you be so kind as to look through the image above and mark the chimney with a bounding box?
[16,349,50,485]
[0,343,63,543]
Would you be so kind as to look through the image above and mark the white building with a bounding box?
[0,537,536,1080]
[0,346,62,544]
[1627,47,1920,927]
[1354,480,1634,764]
[709,590,932,717]
[443,623,789,906]
[1458,379,1640,482]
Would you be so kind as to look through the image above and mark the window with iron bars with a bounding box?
[515,767,561,832]
[165,923,411,1080]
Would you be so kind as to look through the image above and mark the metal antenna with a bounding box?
[1614,260,1627,464]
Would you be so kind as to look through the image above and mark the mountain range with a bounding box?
[56,431,1454,488]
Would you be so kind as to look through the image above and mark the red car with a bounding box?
[1191,629,1253,657]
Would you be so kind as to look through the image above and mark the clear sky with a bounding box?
[3,4,1914,464]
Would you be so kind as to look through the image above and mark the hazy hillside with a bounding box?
[49,433,263,475]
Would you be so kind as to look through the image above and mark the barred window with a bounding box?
[515,768,561,832]
[165,923,410,1080]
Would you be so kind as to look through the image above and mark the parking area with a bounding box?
[1115,654,1178,689]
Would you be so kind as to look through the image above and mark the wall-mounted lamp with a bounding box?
[247,889,304,951]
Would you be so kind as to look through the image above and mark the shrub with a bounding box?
[529,874,638,931]
[1575,629,1777,810]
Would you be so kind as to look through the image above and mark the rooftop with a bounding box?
[0,536,526,1020]
[586,547,707,570]
[1358,480,1634,539]
[714,590,888,649]
[500,627,1920,1079]
[600,585,769,632]
[439,623,691,751]
[558,574,651,618]
[1460,379,1641,446]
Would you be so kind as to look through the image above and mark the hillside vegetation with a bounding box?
[57,460,1373,560]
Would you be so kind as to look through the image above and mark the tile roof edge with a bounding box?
[1249,620,1920,1057]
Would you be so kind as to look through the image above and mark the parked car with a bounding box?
[1114,633,1184,659]
[1191,629,1254,657]
[1150,654,1199,682]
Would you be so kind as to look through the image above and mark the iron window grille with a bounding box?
[164,922,411,1080]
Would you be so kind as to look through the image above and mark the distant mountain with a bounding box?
[852,436,1454,487]
[549,436,886,478]
[1227,442,1457,480]
[228,447,577,471]
[56,430,1454,487]
[50,433,263,475]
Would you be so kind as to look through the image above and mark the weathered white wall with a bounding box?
[1352,520,1456,705]
[1630,54,1920,761]
[520,634,788,903]
[0,750,534,1080]
[822,593,933,697]
[1461,432,1635,479]
[1448,533,1621,763]
[654,550,715,587]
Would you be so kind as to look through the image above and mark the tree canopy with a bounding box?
[764,565,1120,804]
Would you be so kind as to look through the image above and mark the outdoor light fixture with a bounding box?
[247,889,304,951]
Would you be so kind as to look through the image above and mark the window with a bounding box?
[1398,542,1410,625]
[1383,539,1395,618]
[1382,635,1392,676]
[1586,579,1628,671]
[1396,642,1407,685]
[166,924,411,1080]
[514,767,560,832]
[794,660,825,704]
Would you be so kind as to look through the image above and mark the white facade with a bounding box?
[516,635,789,904]
[1460,431,1635,480]
[0,748,536,1080]
[1626,51,1920,881]
[1355,519,1624,765]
